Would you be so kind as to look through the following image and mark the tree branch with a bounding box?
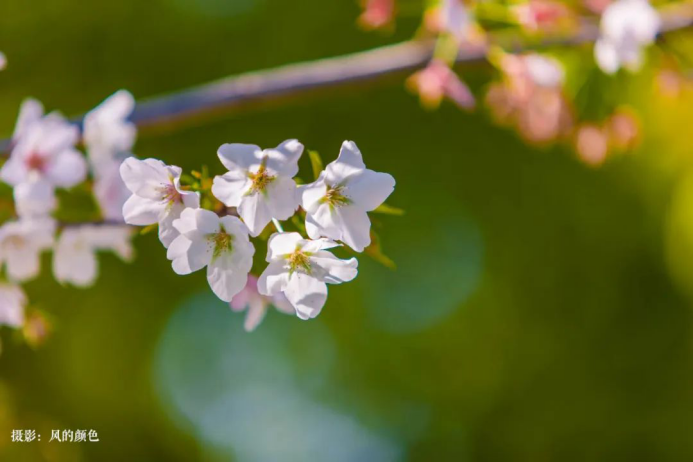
[1,4,691,152]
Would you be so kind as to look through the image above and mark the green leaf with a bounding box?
[373,203,405,216]
[364,231,396,270]
[308,150,323,180]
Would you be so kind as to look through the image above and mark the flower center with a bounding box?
[247,163,276,194]
[210,227,234,260]
[159,182,181,205]
[4,235,25,249]
[25,152,46,172]
[287,249,312,275]
[321,185,351,208]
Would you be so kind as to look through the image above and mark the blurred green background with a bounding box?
[2,0,693,461]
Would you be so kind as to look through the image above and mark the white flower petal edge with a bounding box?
[211,139,303,237]
[120,157,200,247]
[229,275,294,332]
[257,232,358,320]
[53,225,134,287]
[0,283,27,328]
[300,141,395,252]
[167,208,255,302]
[594,0,660,74]
[0,218,55,282]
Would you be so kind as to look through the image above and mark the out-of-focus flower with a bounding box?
[85,91,137,221]
[655,69,692,98]
[53,225,133,287]
[258,232,358,320]
[230,275,294,332]
[486,52,572,143]
[358,0,395,30]
[607,109,640,151]
[0,284,26,328]
[584,0,612,14]
[1,102,86,217]
[0,218,55,282]
[0,52,6,71]
[513,0,574,34]
[22,311,52,348]
[594,0,660,74]
[576,124,609,166]
[84,90,136,175]
[300,141,395,252]
[167,208,255,302]
[211,140,303,237]
[407,59,476,110]
[120,157,200,248]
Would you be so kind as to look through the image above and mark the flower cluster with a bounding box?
[120,140,396,330]
[0,92,137,348]
[361,0,669,166]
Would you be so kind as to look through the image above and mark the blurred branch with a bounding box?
[0,4,691,152]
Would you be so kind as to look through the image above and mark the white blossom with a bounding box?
[0,284,26,328]
[1,102,86,217]
[594,0,660,74]
[167,208,255,302]
[230,275,294,332]
[53,225,133,287]
[211,140,303,237]
[84,91,137,221]
[257,232,358,320]
[84,90,136,176]
[0,218,55,282]
[120,157,200,247]
[441,0,473,41]
[300,141,395,252]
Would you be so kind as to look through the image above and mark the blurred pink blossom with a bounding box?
[576,125,609,166]
[358,0,395,30]
[230,275,295,332]
[513,0,574,33]
[407,59,476,110]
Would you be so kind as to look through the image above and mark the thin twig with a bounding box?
[0,4,691,153]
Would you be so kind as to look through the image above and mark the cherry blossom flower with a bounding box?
[300,141,395,252]
[0,284,26,328]
[120,157,200,247]
[257,232,358,320]
[358,0,395,30]
[440,0,473,42]
[513,0,573,33]
[576,124,609,166]
[486,53,572,143]
[167,208,255,302]
[0,218,55,282]
[211,140,303,237]
[84,90,137,221]
[407,60,476,111]
[53,225,134,287]
[1,103,86,217]
[0,52,6,71]
[230,275,294,332]
[594,0,660,74]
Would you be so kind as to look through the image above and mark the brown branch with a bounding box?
[0,4,691,152]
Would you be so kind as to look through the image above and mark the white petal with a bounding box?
[595,39,620,74]
[266,176,299,220]
[172,207,219,237]
[0,157,28,186]
[238,192,272,237]
[325,140,367,185]
[36,117,79,154]
[283,273,328,320]
[5,246,41,282]
[159,202,190,248]
[122,194,163,226]
[45,149,87,188]
[266,232,304,260]
[206,253,251,302]
[0,284,26,328]
[299,177,328,214]
[335,206,372,252]
[211,171,250,207]
[257,260,290,296]
[264,139,304,177]
[119,157,171,199]
[311,251,358,284]
[244,297,268,332]
[14,179,57,217]
[217,143,262,171]
[300,238,340,253]
[344,169,395,211]
[13,98,44,142]
[94,163,130,221]
[53,240,98,287]
[305,203,343,241]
